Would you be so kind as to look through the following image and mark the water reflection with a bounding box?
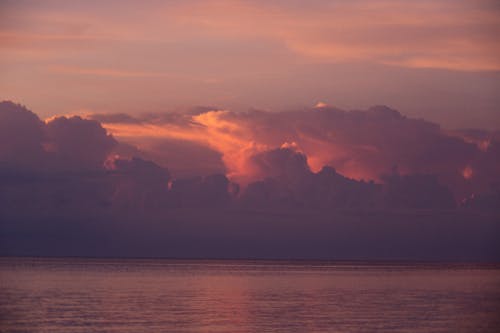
[1,258,500,332]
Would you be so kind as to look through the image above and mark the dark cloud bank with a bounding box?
[1,101,499,261]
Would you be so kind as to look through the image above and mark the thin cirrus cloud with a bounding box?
[168,0,500,71]
[2,0,499,69]
[49,66,175,78]
[47,65,219,83]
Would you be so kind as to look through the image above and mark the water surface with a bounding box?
[1,258,500,332]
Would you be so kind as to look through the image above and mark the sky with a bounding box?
[1,0,500,128]
[1,1,499,260]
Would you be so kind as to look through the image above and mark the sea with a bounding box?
[1,257,499,332]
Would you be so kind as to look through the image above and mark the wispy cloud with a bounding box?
[3,0,499,71]
[1,0,500,129]
[48,65,219,83]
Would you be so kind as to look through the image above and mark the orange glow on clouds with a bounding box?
[462,166,473,180]
[37,102,498,200]
[193,111,269,182]
[94,109,384,183]
[95,110,349,183]
[98,111,271,183]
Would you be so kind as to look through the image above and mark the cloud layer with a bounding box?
[93,104,500,202]
[1,101,499,260]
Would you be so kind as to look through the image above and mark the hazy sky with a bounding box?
[1,0,500,128]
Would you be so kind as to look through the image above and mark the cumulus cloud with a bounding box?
[381,171,455,210]
[93,104,499,203]
[123,138,226,178]
[0,101,118,172]
[1,101,499,260]
[248,147,310,185]
[5,100,487,210]
[0,101,45,168]
[170,173,234,208]
[109,157,171,211]
[239,147,454,210]
[0,102,118,221]
[45,116,117,170]
[208,105,475,182]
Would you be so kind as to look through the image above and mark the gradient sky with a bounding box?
[1,0,500,129]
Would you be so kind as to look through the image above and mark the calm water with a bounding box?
[1,258,500,332]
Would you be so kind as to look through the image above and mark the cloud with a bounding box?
[136,138,225,178]
[87,112,142,125]
[5,100,493,209]
[381,171,455,210]
[463,183,500,213]
[239,147,314,209]
[0,101,122,219]
[110,157,171,211]
[1,101,499,260]
[249,146,310,182]
[239,147,455,210]
[91,104,500,203]
[47,65,219,83]
[2,0,499,71]
[2,0,500,136]
[165,0,500,71]
[170,173,234,208]
[0,101,45,168]
[45,115,117,170]
[0,101,119,172]
[89,111,226,177]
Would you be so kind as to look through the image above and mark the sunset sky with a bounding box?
[1,1,499,259]
[1,0,500,128]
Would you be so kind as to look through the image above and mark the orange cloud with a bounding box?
[98,110,270,184]
[97,109,381,184]
[2,0,499,71]
[85,103,499,205]
[47,65,220,83]
[462,166,473,180]
[92,107,388,184]
[166,0,500,71]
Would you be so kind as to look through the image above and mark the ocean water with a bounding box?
[1,258,499,332]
